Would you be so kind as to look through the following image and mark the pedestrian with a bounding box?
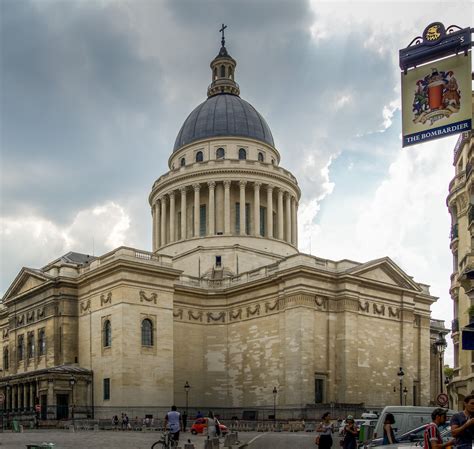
[121,413,125,430]
[206,411,221,438]
[342,415,359,449]
[112,415,119,431]
[382,413,397,445]
[182,412,188,432]
[123,413,130,430]
[197,410,203,418]
[316,412,334,449]
[451,394,474,449]
[165,405,181,444]
[424,408,455,449]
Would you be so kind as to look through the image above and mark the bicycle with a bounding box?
[151,430,178,449]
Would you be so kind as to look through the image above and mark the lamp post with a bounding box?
[434,332,447,394]
[272,387,278,423]
[69,376,76,423]
[397,367,404,406]
[183,381,190,432]
[403,387,408,405]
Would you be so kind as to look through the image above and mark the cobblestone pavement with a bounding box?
[0,429,255,449]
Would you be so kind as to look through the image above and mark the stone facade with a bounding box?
[0,38,445,421]
[446,94,474,409]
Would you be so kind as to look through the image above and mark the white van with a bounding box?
[372,406,456,440]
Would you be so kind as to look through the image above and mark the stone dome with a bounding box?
[173,94,274,152]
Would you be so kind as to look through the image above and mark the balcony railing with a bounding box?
[451,223,459,240]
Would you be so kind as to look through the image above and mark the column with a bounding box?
[224,180,231,234]
[160,196,167,246]
[266,186,273,238]
[277,189,284,240]
[180,187,187,240]
[12,385,16,410]
[169,192,176,242]
[47,380,54,419]
[253,182,261,236]
[29,383,34,409]
[193,184,200,237]
[208,181,216,236]
[291,196,297,246]
[6,386,10,411]
[155,199,161,249]
[23,383,27,410]
[151,204,156,251]
[285,192,292,243]
[239,181,247,235]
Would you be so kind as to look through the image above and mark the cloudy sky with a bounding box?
[1,0,472,363]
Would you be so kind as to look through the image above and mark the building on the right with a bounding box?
[446,91,474,410]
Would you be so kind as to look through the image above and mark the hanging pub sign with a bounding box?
[401,52,471,147]
[399,22,472,147]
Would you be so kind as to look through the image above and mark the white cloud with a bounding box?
[0,202,132,295]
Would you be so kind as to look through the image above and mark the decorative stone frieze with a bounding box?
[246,304,260,317]
[100,292,112,306]
[80,300,91,313]
[207,311,225,323]
[373,303,385,316]
[139,291,157,304]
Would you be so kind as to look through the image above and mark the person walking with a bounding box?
[382,413,397,445]
[112,415,119,431]
[165,405,181,445]
[316,412,334,449]
[451,394,474,449]
[424,408,455,449]
[206,411,219,438]
[342,415,359,449]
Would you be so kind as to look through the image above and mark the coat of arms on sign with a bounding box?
[412,67,461,126]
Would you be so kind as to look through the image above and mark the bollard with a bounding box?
[69,424,75,432]
[212,437,220,449]
[223,433,238,447]
[204,439,213,449]
[94,424,99,431]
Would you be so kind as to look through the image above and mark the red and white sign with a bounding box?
[437,393,449,406]
[35,404,41,412]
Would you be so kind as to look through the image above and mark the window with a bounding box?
[17,335,24,361]
[220,65,225,77]
[196,151,203,162]
[213,67,217,80]
[199,205,207,236]
[103,378,110,401]
[38,328,46,356]
[238,148,247,160]
[260,206,266,237]
[103,320,112,347]
[27,332,35,358]
[258,152,264,162]
[216,256,222,267]
[271,159,275,165]
[216,148,225,159]
[177,212,182,240]
[141,319,154,346]
[180,157,186,167]
[315,378,324,403]
[3,348,8,370]
[235,203,250,234]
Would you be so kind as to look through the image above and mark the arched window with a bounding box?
[3,348,8,370]
[238,148,247,160]
[103,320,112,347]
[180,157,186,167]
[213,67,217,80]
[258,152,265,162]
[220,65,225,77]
[38,329,46,356]
[196,151,203,162]
[216,148,225,159]
[271,159,275,165]
[141,319,154,346]
[229,67,233,79]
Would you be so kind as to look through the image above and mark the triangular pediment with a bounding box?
[2,268,54,302]
[344,257,422,292]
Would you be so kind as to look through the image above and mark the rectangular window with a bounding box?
[216,256,222,267]
[315,378,324,403]
[273,211,277,237]
[103,378,110,401]
[3,347,8,370]
[235,202,240,233]
[245,203,250,235]
[177,212,182,240]
[38,328,46,356]
[27,332,35,358]
[199,204,206,236]
[260,206,266,237]
[17,335,24,361]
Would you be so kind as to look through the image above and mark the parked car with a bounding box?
[383,424,453,449]
[369,423,451,448]
[190,418,228,435]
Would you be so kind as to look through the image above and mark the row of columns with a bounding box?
[152,181,298,249]
[3,381,38,411]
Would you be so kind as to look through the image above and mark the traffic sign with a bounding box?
[35,404,41,412]
[437,393,449,406]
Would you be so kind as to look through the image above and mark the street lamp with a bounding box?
[183,381,190,432]
[397,367,404,406]
[434,332,447,394]
[69,376,76,423]
[272,387,278,423]
[403,387,408,405]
